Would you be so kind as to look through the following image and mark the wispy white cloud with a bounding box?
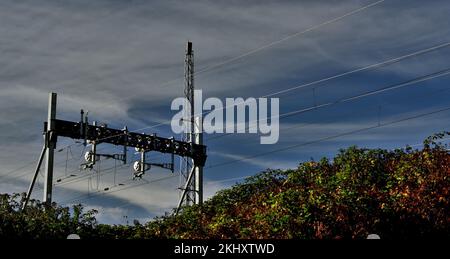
[209,150,298,169]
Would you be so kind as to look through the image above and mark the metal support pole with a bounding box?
[176,116,203,213]
[91,140,97,166]
[176,166,195,215]
[43,92,57,205]
[123,126,128,164]
[140,149,146,175]
[22,145,46,210]
[194,116,203,205]
[83,111,89,146]
[171,152,175,174]
[180,41,196,206]
[80,109,84,137]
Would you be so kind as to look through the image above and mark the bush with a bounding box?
[1,132,448,239]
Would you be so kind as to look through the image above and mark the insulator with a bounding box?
[95,127,101,137]
[133,161,150,172]
[84,151,99,162]
[133,161,141,172]
[84,151,93,162]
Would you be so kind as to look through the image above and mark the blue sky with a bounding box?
[0,0,449,224]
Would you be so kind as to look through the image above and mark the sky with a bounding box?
[0,0,450,224]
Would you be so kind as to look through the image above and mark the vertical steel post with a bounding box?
[141,149,146,175]
[43,93,57,204]
[194,116,203,205]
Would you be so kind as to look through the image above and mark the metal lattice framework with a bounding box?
[22,92,206,211]
[53,119,206,166]
[180,41,196,206]
[22,42,205,213]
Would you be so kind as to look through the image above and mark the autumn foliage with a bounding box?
[1,133,449,239]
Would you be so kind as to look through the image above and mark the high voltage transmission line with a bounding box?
[205,106,450,169]
[90,41,450,135]
[61,173,179,205]
[206,67,450,141]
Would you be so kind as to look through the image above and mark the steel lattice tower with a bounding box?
[180,42,195,206]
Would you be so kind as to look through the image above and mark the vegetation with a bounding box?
[1,133,449,239]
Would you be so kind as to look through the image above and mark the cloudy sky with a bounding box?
[1,0,449,224]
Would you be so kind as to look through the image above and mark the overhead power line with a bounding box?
[0,161,37,179]
[279,68,450,119]
[55,163,132,187]
[61,174,178,205]
[261,42,450,98]
[0,147,83,182]
[194,0,386,77]
[206,106,450,169]
[206,67,450,141]
[128,41,450,133]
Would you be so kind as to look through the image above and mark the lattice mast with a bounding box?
[180,42,195,205]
